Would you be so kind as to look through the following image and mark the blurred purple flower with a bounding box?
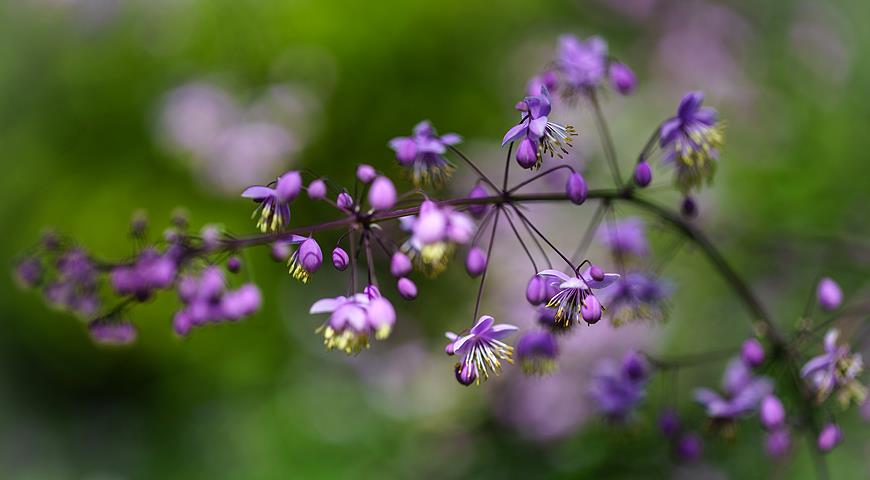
[597,217,649,258]
[556,35,608,92]
[801,329,865,406]
[605,271,672,324]
[694,358,771,420]
[588,350,649,421]
[310,286,395,354]
[659,92,724,193]
[502,86,575,170]
[388,121,461,187]
[88,320,137,345]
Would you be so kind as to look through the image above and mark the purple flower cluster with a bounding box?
[110,248,178,301]
[694,357,772,421]
[310,285,396,354]
[801,329,865,406]
[555,34,636,97]
[388,121,461,187]
[604,272,672,325]
[173,267,262,336]
[597,217,649,258]
[44,249,101,318]
[588,351,650,420]
[402,200,475,276]
[659,92,724,193]
[88,320,138,346]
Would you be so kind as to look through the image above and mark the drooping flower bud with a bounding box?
[634,161,652,187]
[765,429,791,459]
[397,277,418,300]
[201,224,222,251]
[356,164,377,184]
[817,277,843,311]
[589,264,605,282]
[566,172,588,205]
[817,423,842,453]
[622,351,648,381]
[760,395,785,430]
[390,252,412,277]
[467,184,489,218]
[368,176,397,211]
[227,256,242,273]
[271,242,290,262]
[337,192,354,210]
[307,179,327,200]
[659,409,681,438]
[275,171,302,203]
[516,330,559,375]
[676,433,703,462]
[581,294,602,324]
[741,338,765,368]
[289,237,323,282]
[465,247,487,277]
[13,257,42,288]
[681,196,698,218]
[525,275,548,305]
[367,297,396,340]
[516,137,538,169]
[455,361,477,386]
[332,247,349,271]
[609,62,636,95]
[413,201,447,244]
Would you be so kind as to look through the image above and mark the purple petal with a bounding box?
[502,123,528,146]
[584,272,620,289]
[487,323,519,339]
[310,297,344,314]
[659,117,682,146]
[694,107,718,126]
[241,185,275,200]
[471,315,495,335]
[440,133,462,145]
[678,91,704,121]
[529,116,549,138]
[451,333,475,353]
[537,269,571,282]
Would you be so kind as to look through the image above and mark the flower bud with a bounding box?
[634,161,652,187]
[589,265,605,282]
[390,252,412,278]
[817,423,842,453]
[337,192,354,210]
[14,257,42,289]
[356,164,377,184]
[130,210,148,238]
[525,275,548,305]
[581,295,602,324]
[413,201,447,244]
[467,184,489,218]
[741,338,765,368]
[676,433,703,462]
[368,176,397,211]
[765,429,791,459]
[227,256,242,273]
[566,172,588,205]
[455,361,477,386]
[622,350,647,381]
[516,137,538,169]
[201,225,221,251]
[367,297,396,340]
[760,395,785,430]
[609,62,636,95]
[307,179,327,200]
[276,171,302,203]
[817,277,842,311]
[332,247,349,271]
[681,196,698,218]
[173,310,192,336]
[659,409,681,438]
[397,277,418,300]
[298,238,323,274]
[271,242,290,262]
[465,247,487,277]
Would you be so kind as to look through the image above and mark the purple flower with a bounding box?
[310,286,396,354]
[467,184,490,218]
[465,247,487,277]
[397,277,417,300]
[557,35,608,92]
[801,329,865,406]
[173,268,262,334]
[608,61,636,95]
[307,179,327,200]
[221,284,262,320]
[444,315,518,386]
[694,358,772,420]
[633,161,652,187]
[516,330,559,375]
[110,248,177,300]
[565,172,588,205]
[526,70,558,96]
[817,423,842,453]
[604,272,672,325]
[537,267,619,326]
[336,191,354,210]
[356,164,376,184]
[760,394,785,430]
[43,249,100,317]
[241,171,302,232]
[403,201,476,276]
[502,87,576,170]
[659,409,681,438]
[659,92,724,193]
[390,251,412,278]
[388,120,461,187]
[525,275,549,306]
[676,433,703,462]
[288,237,323,283]
[14,257,43,288]
[588,350,649,420]
[597,217,649,258]
[817,277,843,311]
[88,320,137,345]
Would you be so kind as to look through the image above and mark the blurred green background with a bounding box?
[2,0,869,478]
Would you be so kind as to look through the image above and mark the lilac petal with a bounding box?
[824,329,839,353]
[471,315,494,335]
[451,333,475,353]
[694,107,718,126]
[488,323,519,339]
[310,297,345,314]
[584,272,620,289]
[241,185,275,200]
[416,137,447,154]
[502,123,528,146]
[694,388,723,407]
[678,91,704,121]
[801,355,832,378]
[529,116,549,138]
[413,120,434,138]
[659,117,682,146]
[445,331,458,341]
[723,358,751,394]
[440,133,462,145]
[537,269,571,282]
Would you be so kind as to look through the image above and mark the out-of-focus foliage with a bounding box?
[1,0,869,478]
